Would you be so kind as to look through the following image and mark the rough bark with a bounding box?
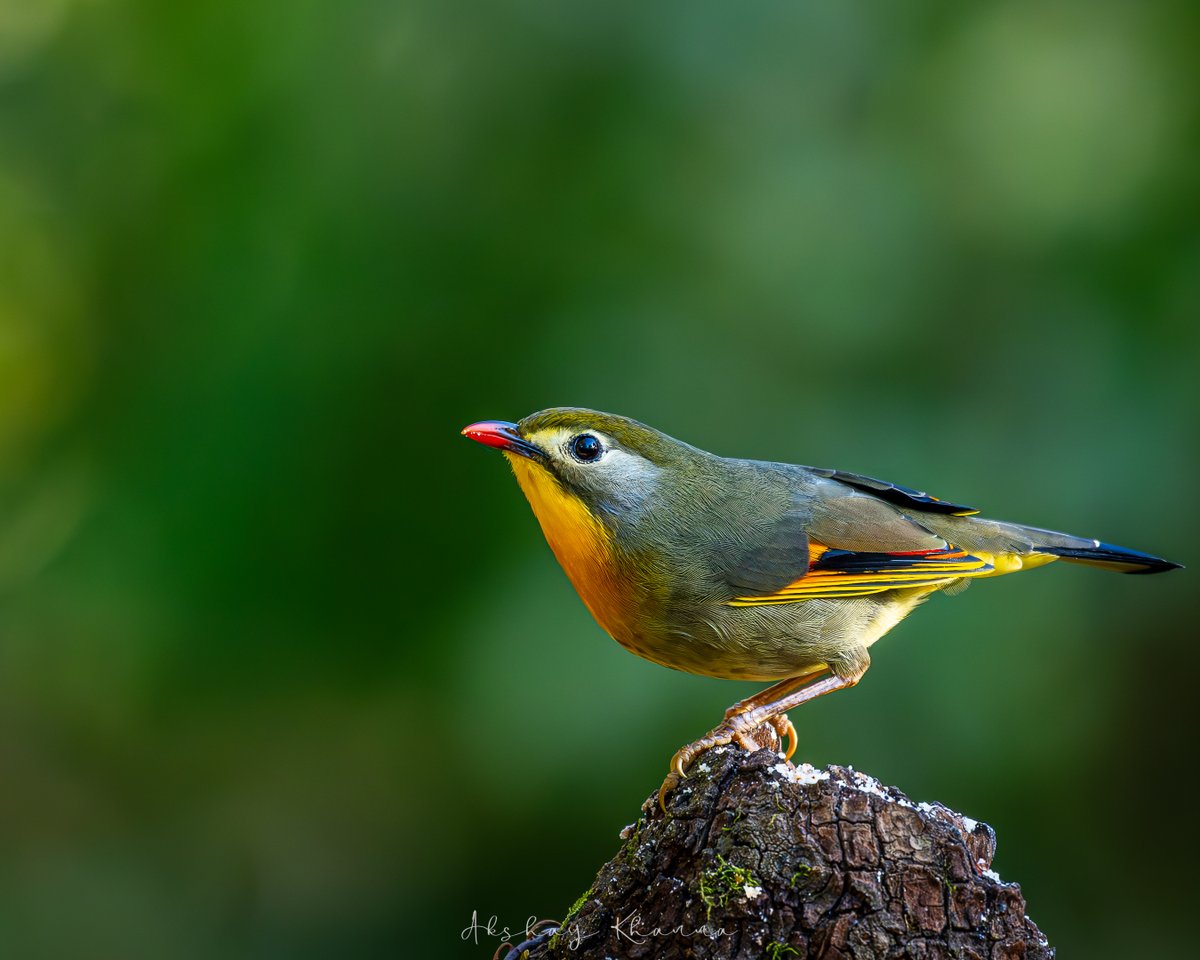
[526,745,1053,960]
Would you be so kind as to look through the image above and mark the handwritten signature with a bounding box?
[461,909,726,951]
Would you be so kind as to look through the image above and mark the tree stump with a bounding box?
[526,745,1053,960]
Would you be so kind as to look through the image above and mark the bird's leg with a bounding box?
[658,666,865,813]
[721,667,829,722]
[732,669,864,736]
[717,667,828,763]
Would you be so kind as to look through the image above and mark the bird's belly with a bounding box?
[857,588,936,649]
[614,589,938,682]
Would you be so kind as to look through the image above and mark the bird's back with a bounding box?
[602,453,1176,681]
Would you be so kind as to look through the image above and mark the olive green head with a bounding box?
[463,407,706,519]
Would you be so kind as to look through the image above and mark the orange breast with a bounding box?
[505,454,632,640]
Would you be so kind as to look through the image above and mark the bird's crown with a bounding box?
[516,407,689,464]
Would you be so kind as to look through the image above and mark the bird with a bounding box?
[461,408,1181,811]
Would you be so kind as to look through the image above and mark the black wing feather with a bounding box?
[808,467,979,516]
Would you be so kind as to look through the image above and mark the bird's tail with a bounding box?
[933,512,1183,576]
[1036,539,1181,574]
[1003,522,1181,574]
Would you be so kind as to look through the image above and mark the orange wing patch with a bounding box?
[728,545,993,605]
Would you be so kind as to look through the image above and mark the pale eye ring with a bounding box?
[569,433,604,463]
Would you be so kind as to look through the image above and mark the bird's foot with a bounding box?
[722,701,796,760]
[657,713,788,813]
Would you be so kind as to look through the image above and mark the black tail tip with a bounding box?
[1124,557,1185,575]
[1044,541,1183,575]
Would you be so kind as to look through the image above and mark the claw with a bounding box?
[659,729,731,813]
[659,670,847,814]
[659,707,802,814]
[658,748,691,812]
[658,770,680,814]
[771,714,797,760]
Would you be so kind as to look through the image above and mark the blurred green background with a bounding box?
[1,1,1197,957]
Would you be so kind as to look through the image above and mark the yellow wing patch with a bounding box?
[728,545,994,606]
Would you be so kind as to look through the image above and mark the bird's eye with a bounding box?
[570,433,604,463]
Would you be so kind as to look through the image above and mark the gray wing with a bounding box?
[718,470,964,598]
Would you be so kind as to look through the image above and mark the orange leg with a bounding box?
[658,666,865,813]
